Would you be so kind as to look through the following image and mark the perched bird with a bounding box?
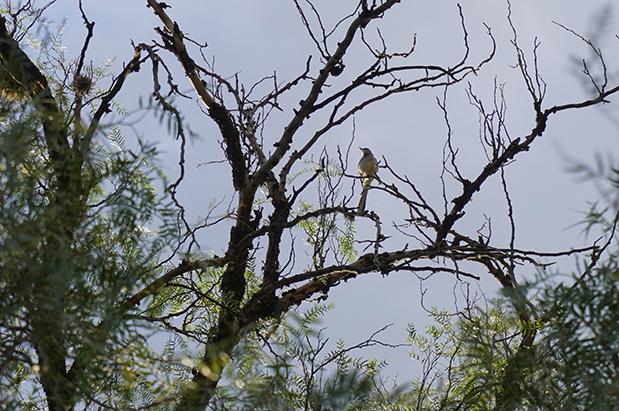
[357,147,378,214]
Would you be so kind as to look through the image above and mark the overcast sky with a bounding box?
[46,0,618,381]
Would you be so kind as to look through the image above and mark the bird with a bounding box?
[357,147,378,214]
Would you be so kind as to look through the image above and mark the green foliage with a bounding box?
[532,254,619,410]
[399,260,619,410]
[403,303,522,410]
[206,304,408,411]
[0,65,179,408]
[298,200,357,268]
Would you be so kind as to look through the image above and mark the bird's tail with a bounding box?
[357,177,372,214]
[357,187,369,213]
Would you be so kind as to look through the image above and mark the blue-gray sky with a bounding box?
[47,0,618,381]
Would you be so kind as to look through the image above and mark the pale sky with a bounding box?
[46,0,618,381]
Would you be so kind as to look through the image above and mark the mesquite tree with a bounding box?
[0,1,617,410]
